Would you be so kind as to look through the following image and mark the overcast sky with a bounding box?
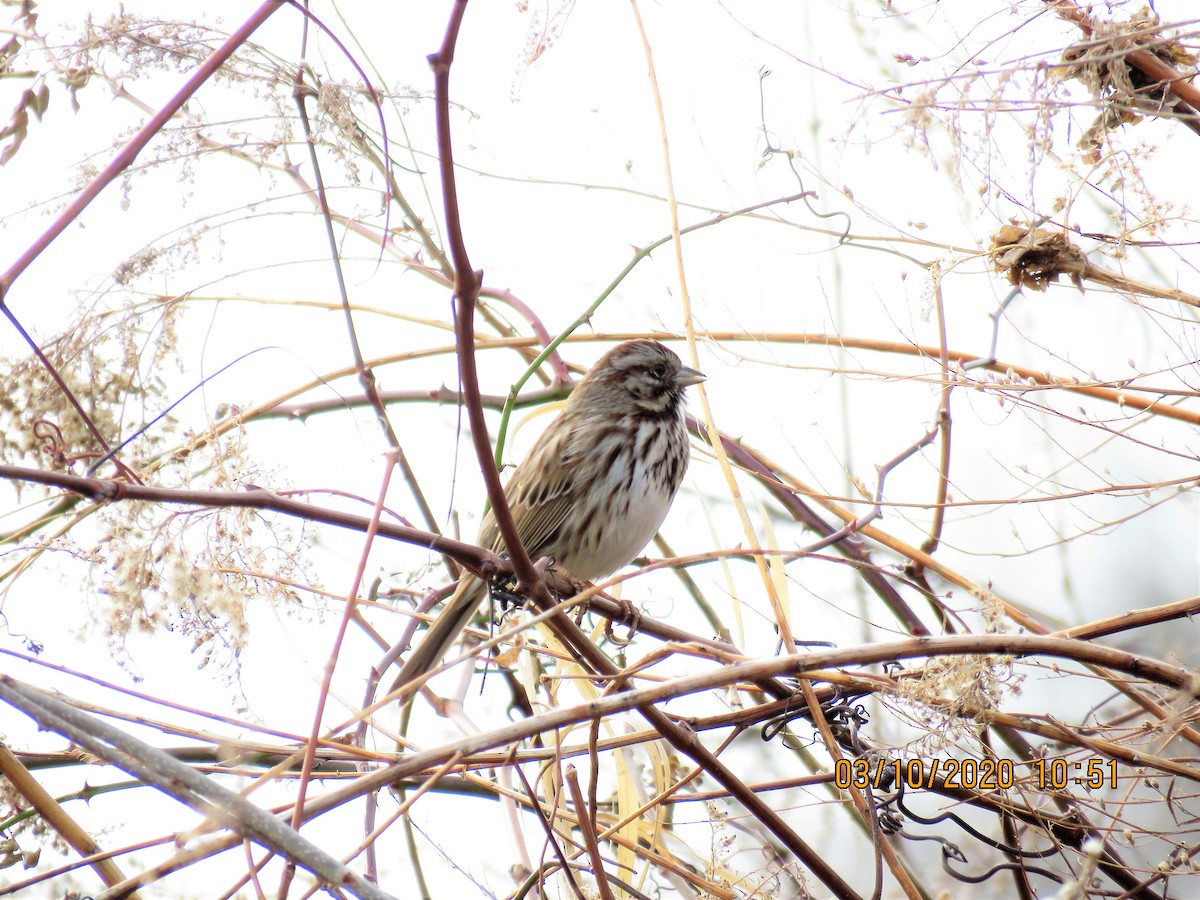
[3,2,1199,896]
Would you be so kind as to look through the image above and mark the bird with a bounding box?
[391,338,704,695]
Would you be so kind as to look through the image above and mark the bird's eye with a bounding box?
[651,363,667,378]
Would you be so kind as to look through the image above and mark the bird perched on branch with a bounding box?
[391,338,704,694]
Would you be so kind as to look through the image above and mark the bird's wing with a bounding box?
[478,426,580,559]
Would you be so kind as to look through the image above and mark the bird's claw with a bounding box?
[489,555,558,612]
[604,597,641,645]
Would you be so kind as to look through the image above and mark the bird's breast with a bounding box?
[562,417,687,580]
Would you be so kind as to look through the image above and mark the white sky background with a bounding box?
[2,0,1200,896]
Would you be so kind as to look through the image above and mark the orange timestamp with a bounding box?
[835,756,1121,791]
[1030,757,1120,790]
[835,756,1015,791]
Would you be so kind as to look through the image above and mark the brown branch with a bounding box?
[335,632,1199,797]
[1052,594,1200,641]
[262,385,569,422]
[429,1,539,601]
[565,765,613,900]
[0,464,493,574]
[237,330,1200,435]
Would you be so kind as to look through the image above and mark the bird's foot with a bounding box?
[489,554,559,612]
[604,597,641,645]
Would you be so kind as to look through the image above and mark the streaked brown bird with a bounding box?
[392,339,704,692]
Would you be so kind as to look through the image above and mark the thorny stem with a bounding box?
[429,1,539,600]
[425,8,858,894]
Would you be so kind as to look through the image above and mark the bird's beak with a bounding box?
[675,366,705,388]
